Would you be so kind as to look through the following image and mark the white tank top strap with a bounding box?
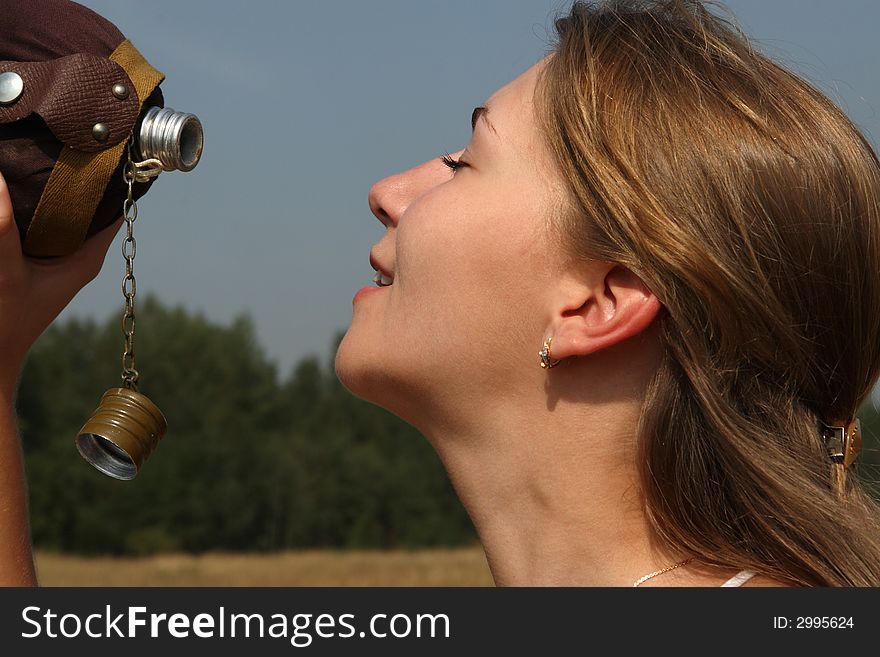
[720,569,757,587]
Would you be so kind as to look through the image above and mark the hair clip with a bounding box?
[820,417,862,468]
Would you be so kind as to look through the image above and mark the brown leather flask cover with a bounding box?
[0,54,140,151]
[0,0,164,256]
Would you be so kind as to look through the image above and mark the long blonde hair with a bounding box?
[537,0,880,585]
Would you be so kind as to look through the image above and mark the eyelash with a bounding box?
[441,153,468,173]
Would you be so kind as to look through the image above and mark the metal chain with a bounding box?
[120,148,140,390]
[119,146,163,391]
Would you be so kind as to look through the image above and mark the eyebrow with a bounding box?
[471,106,496,135]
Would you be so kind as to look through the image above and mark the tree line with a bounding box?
[14,296,880,555]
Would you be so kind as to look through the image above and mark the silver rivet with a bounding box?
[0,71,24,105]
[112,83,129,100]
[92,123,110,142]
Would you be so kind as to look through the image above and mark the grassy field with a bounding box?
[34,546,494,587]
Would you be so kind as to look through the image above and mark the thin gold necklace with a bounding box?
[632,558,694,587]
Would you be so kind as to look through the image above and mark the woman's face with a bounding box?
[336,60,566,426]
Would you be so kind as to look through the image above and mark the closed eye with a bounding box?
[441,152,469,173]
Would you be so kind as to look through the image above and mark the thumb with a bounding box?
[0,171,24,264]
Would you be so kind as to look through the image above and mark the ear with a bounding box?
[547,262,661,360]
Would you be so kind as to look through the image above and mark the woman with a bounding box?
[2,0,880,586]
[335,0,880,586]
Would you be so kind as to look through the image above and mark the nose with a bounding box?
[367,155,458,228]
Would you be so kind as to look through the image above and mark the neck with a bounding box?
[417,363,682,586]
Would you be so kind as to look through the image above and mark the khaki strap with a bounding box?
[24,40,164,256]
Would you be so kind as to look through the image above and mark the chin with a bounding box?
[335,328,391,403]
[334,328,423,425]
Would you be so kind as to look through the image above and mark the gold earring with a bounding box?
[539,337,561,369]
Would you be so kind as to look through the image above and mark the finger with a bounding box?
[68,217,124,286]
[19,217,123,343]
[0,171,24,264]
[31,218,123,307]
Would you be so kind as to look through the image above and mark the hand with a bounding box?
[0,171,122,391]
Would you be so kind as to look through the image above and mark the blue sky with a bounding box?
[65,0,880,376]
